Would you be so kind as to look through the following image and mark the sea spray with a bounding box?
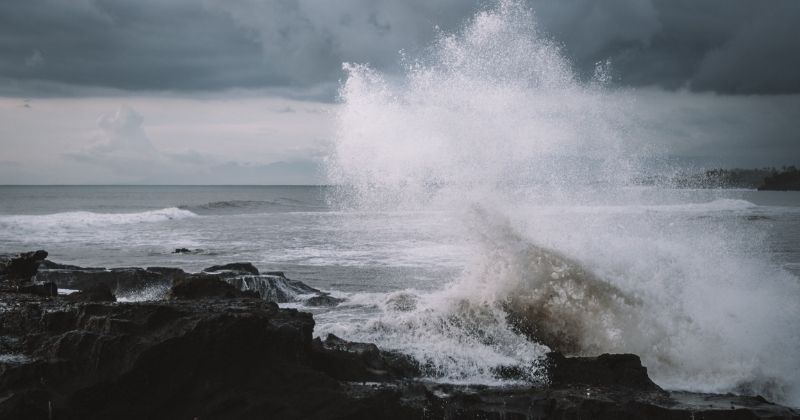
[325,0,800,405]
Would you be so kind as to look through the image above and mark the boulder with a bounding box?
[546,352,661,391]
[64,282,116,303]
[225,273,322,303]
[311,334,420,382]
[18,282,58,297]
[305,293,344,307]
[39,260,104,271]
[0,250,48,282]
[36,267,174,296]
[202,262,259,276]
[167,274,260,300]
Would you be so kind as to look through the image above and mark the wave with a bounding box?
[0,207,196,229]
[179,199,325,215]
[513,199,759,217]
[650,198,757,212]
[324,0,800,406]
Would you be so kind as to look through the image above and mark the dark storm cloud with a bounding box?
[1,0,798,96]
[528,0,800,94]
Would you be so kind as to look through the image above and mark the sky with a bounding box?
[1,0,799,184]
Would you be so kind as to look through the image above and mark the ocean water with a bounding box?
[1,185,799,400]
[3,0,800,408]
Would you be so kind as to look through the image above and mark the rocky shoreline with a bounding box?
[1,250,797,419]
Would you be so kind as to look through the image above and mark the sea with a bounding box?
[1,185,799,404]
[2,0,800,408]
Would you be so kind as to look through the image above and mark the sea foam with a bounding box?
[0,207,196,229]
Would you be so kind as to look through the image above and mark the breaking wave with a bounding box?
[179,199,325,215]
[325,0,800,405]
[0,207,196,229]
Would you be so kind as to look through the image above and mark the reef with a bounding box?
[1,250,797,419]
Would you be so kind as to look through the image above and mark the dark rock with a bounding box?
[202,262,259,275]
[0,251,797,419]
[311,334,421,382]
[305,293,344,307]
[39,259,104,271]
[225,273,322,303]
[172,248,204,254]
[0,292,354,420]
[18,282,58,297]
[0,286,796,420]
[263,270,285,277]
[144,266,186,279]
[167,273,259,300]
[547,352,661,391]
[0,250,48,282]
[36,267,172,296]
[341,382,799,420]
[64,282,116,302]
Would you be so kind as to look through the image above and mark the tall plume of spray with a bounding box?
[327,0,800,405]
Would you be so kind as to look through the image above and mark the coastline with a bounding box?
[1,250,797,419]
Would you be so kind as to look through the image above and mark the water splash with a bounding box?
[325,0,800,405]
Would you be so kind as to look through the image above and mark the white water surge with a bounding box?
[325,0,800,405]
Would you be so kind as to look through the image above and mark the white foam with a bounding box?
[0,207,197,229]
[324,0,800,405]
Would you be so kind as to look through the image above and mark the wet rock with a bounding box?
[0,292,351,420]
[167,273,260,300]
[0,250,796,419]
[18,282,58,297]
[343,382,799,420]
[36,267,171,296]
[264,271,286,277]
[39,260,103,271]
[547,352,661,391]
[0,250,48,282]
[144,266,186,279]
[312,334,421,382]
[225,273,321,303]
[0,286,796,420]
[202,262,259,276]
[305,293,344,307]
[64,282,116,302]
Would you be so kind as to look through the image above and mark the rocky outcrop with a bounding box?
[224,272,332,304]
[167,273,260,300]
[312,334,420,382]
[203,262,260,276]
[0,251,796,419]
[306,293,345,307]
[0,250,48,283]
[35,267,176,296]
[31,256,338,307]
[0,292,337,419]
[63,282,116,302]
[17,282,58,297]
[546,352,661,390]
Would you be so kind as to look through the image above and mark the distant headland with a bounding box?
[642,166,800,190]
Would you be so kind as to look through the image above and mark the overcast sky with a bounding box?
[1,0,799,184]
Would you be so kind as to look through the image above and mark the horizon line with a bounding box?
[0,184,333,187]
